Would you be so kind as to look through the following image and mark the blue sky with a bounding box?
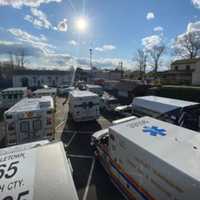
[0,0,200,70]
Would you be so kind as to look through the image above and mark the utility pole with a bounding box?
[89,48,93,69]
[119,61,123,79]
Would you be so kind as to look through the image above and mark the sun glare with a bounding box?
[75,17,88,32]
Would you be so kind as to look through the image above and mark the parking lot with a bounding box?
[0,95,126,200]
[60,104,126,200]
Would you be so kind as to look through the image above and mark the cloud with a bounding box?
[154,26,164,32]
[192,0,200,8]
[95,44,116,52]
[142,35,163,50]
[187,21,200,33]
[146,12,155,20]
[8,28,55,54]
[24,8,52,30]
[0,40,41,56]
[68,40,78,46]
[76,57,133,70]
[57,18,68,32]
[0,0,62,9]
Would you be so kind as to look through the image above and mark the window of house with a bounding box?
[186,65,190,70]
[175,66,178,71]
[33,119,42,131]
[20,121,30,133]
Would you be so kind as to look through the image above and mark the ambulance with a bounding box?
[0,87,28,110]
[4,96,55,146]
[92,116,200,200]
[132,96,200,131]
[0,141,79,200]
[68,90,100,122]
[32,88,57,98]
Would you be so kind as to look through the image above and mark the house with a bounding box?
[161,58,200,85]
[13,69,73,89]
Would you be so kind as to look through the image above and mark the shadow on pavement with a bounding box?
[87,161,126,200]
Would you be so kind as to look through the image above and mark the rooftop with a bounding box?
[171,58,200,65]
[70,90,98,98]
[2,87,27,92]
[133,96,199,114]
[14,69,72,76]
[5,96,53,113]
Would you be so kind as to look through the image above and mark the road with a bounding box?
[61,109,126,200]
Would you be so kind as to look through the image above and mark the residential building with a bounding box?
[13,69,73,88]
[160,58,200,85]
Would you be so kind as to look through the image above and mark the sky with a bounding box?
[0,0,200,71]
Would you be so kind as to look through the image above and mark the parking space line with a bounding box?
[68,154,93,159]
[82,158,95,200]
[66,132,77,147]
[55,120,65,130]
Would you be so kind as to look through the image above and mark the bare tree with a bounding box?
[8,51,14,69]
[134,49,147,80]
[174,31,200,59]
[14,48,26,68]
[148,45,165,77]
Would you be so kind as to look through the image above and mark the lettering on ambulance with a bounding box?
[128,120,149,129]
[132,155,183,197]
[0,150,36,200]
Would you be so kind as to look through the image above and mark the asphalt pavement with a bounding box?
[61,108,126,200]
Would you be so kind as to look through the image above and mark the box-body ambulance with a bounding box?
[132,96,200,131]
[0,87,28,110]
[92,116,200,200]
[68,90,100,122]
[0,141,79,200]
[4,96,55,146]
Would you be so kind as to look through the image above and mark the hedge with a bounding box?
[148,85,200,102]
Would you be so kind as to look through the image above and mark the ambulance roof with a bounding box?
[133,96,199,114]
[70,90,98,98]
[2,87,27,92]
[33,88,57,94]
[0,142,79,200]
[5,96,53,113]
[86,84,102,89]
[110,116,200,181]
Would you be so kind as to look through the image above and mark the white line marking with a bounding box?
[68,154,93,159]
[82,158,95,200]
[55,120,65,130]
[66,132,77,147]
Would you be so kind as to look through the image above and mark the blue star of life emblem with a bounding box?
[143,126,166,136]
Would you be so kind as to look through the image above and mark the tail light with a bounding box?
[47,117,52,125]
[8,122,15,131]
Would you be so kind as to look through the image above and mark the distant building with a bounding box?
[160,58,200,85]
[13,69,73,88]
[92,69,122,81]
[114,79,148,103]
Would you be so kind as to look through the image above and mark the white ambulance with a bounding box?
[132,96,200,131]
[32,88,57,98]
[4,96,55,146]
[92,116,200,200]
[0,141,79,200]
[68,90,100,122]
[0,87,28,110]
